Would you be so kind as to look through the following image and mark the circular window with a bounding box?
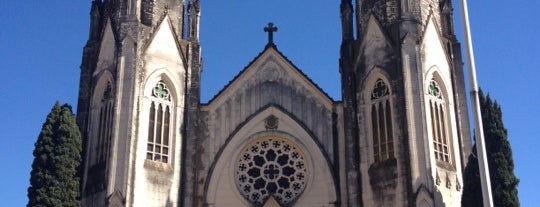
[235,136,308,206]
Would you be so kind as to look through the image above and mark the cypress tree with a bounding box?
[28,102,82,207]
[462,90,520,207]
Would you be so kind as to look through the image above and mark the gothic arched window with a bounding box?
[96,82,114,165]
[146,81,173,163]
[428,79,451,163]
[86,81,114,194]
[370,79,394,162]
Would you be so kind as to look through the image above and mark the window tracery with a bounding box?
[428,78,451,163]
[86,81,114,193]
[147,81,173,163]
[370,79,394,162]
[235,136,308,206]
[96,82,114,164]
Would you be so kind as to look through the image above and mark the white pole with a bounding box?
[457,0,494,206]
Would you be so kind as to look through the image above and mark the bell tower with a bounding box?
[75,0,201,206]
[340,0,472,206]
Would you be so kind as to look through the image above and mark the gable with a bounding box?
[93,19,116,76]
[143,16,184,67]
[420,17,451,81]
[205,106,338,206]
[206,46,334,110]
[359,14,394,67]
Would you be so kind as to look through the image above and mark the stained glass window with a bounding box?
[371,79,390,100]
[370,79,394,162]
[428,78,451,163]
[428,79,442,99]
[96,82,113,164]
[147,81,173,163]
[235,136,308,206]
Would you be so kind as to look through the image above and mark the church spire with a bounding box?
[340,0,354,41]
[88,0,102,42]
[187,0,200,41]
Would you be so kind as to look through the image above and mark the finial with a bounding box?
[264,22,278,47]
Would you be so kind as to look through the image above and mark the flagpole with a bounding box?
[458,0,494,206]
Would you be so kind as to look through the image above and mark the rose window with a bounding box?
[235,136,308,206]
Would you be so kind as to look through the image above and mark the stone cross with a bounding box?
[264,22,278,45]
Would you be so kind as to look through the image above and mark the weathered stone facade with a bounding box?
[76,0,471,206]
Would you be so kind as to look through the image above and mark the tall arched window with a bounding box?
[96,82,114,165]
[428,79,451,163]
[147,81,173,163]
[370,79,394,162]
[86,81,114,193]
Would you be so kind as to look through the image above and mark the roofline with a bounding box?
[204,44,337,105]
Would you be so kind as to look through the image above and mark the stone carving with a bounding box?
[265,115,279,130]
[456,175,461,191]
[445,173,452,189]
[435,171,441,186]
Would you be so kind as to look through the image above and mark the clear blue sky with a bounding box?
[1,1,538,206]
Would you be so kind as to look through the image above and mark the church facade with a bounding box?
[75,0,472,206]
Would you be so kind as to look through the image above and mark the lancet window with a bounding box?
[96,82,114,165]
[370,79,394,162]
[147,81,173,163]
[428,79,451,163]
[85,81,115,194]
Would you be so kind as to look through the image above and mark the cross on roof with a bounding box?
[264,22,278,46]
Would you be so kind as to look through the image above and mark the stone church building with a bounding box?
[75,0,472,206]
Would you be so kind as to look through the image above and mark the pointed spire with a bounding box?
[88,0,102,41]
[340,0,354,41]
[188,0,201,41]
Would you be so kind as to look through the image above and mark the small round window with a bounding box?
[235,136,308,206]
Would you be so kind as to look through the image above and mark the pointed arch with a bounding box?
[146,81,173,163]
[425,69,455,166]
[415,184,434,207]
[93,19,117,77]
[205,106,337,206]
[364,71,395,163]
[143,71,179,164]
[85,70,115,193]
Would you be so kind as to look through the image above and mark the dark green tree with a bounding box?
[27,102,82,207]
[462,145,483,206]
[462,90,520,207]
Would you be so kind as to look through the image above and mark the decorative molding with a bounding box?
[265,115,279,130]
[455,175,461,191]
[143,159,173,173]
[435,171,441,186]
[445,172,452,189]
[107,189,126,207]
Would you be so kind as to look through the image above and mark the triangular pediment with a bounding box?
[144,16,184,66]
[358,14,394,67]
[206,46,334,109]
[94,19,116,76]
[361,14,393,51]
[420,17,451,77]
